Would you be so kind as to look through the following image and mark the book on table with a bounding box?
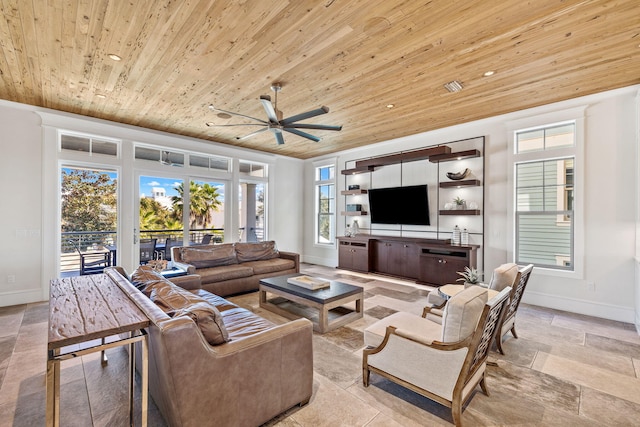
[287,275,331,290]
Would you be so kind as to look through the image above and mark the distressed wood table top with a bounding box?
[48,274,149,351]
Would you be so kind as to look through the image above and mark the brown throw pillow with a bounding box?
[180,244,237,268]
[234,241,278,262]
[173,302,229,345]
[149,283,230,346]
[131,265,170,295]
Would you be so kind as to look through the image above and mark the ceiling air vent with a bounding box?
[444,80,463,93]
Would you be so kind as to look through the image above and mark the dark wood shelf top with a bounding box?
[341,165,375,175]
[341,189,368,195]
[341,211,368,216]
[429,149,481,163]
[354,145,451,169]
[439,179,481,188]
[439,209,481,215]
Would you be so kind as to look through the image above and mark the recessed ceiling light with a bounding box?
[108,53,122,61]
[95,94,106,99]
[386,104,395,109]
[205,122,215,127]
[443,80,463,93]
[483,70,495,77]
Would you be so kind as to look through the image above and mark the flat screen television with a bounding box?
[368,184,430,225]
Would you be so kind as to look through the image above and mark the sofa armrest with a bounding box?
[278,251,300,272]
[172,260,196,274]
[168,274,202,290]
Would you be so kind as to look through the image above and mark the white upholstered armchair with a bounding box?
[363,285,511,426]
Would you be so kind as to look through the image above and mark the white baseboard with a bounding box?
[0,288,47,307]
[523,290,636,323]
[300,255,336,268]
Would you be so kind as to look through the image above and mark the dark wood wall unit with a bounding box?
[338,235,477,286]
[355,146,451,168]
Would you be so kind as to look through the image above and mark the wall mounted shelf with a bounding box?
[341,165,375,175]
[439,209,481,216]
[429,149,481,163]
[340,189,368,195]
[439,179,481,188]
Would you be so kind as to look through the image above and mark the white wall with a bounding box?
[304,86,640,323]
[0,100,304,307]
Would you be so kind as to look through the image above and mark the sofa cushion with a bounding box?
[197,264,254,283]
[221,307,275,340]
[130,265,171,296]
[234,241,279,262]
[180,244,238,268]
[489,263,519,291]
[441,286,487,343]
[192,289,240,312]
[172,302,229,345]
[241,258,296,275]
[149,283,230,345]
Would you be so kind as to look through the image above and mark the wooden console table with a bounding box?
[47,274,150,426]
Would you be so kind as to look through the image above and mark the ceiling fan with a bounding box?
[206,83,342,145]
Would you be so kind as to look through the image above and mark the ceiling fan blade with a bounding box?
[285,123,342,131]
[259,95,279,123]
[269,128,285,145]
[281,106,329,125]
[206,123,267,127]
[208,104,268,124]
[284,128,321,143]
[235,127,269,140]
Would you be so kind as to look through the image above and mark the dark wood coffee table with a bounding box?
[259,274,364,333]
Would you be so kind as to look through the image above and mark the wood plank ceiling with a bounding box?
[0,0,638,159]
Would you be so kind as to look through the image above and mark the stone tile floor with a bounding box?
[1,263,640,426]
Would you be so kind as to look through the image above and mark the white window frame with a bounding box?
[507,106,586,279]
[313,159,336,247]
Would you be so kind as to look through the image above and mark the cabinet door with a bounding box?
[338,243,354,270]
[402,243,421,279]
[351,246,370,272]
[439,256,468,285]
[373,241,392,272]
[419,255,443,285]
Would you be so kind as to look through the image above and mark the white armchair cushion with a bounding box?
[364,312,442,348]
[489,263,519,291]
[441,285,487,343]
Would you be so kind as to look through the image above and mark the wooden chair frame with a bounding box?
[495,263,534,354]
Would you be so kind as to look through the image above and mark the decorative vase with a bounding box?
[455,202,467,210]
[352,220,360,235]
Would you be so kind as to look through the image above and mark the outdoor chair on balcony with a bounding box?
[139,238,157,265]
[68,240,111,275]
[201,234,213,245]
[164,238,183,261]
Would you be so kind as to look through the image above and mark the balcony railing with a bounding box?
[61,227,264,275]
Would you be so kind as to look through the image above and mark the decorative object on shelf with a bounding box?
[348,184,360,190]
[461,228,469,246]
[468,201,478,210]
[454,196,467,210]
[444,202,453,210]
[456,266,481,288]
[446,168,471,180]
[452,225,461,245]
[352,220,360,235]
[345,224,352,237]
[346,204,362,211]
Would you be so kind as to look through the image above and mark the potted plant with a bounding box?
[456,266,481,288]
[453,196,466,210]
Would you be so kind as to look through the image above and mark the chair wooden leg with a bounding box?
[496,333,505,355]
[363,366,370,387]
[451,397,463,427]
[479,373,489,396]
[511,325,519,339]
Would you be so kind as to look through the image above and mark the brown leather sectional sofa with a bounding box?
[105,265,313,427]
[171,241,299,297]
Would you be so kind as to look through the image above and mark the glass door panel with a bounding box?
[188,179,225,244]
[60,166,117,276]
[238,182,265,242]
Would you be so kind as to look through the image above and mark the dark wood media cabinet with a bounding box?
[338,235,478,287]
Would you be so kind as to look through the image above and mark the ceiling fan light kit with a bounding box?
[206,84,342,145]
